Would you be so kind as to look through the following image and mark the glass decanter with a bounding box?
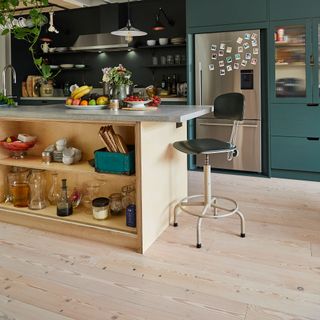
[48,172,60,205]
[28,169,46,210]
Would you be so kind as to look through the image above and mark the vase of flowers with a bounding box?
[102,64,133,101]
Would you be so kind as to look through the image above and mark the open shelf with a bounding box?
[137,44,186,49]
[145,64,186,68]
[0,156,135,179]
[0,202,136,234]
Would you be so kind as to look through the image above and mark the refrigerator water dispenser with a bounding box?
[241,70,254,90]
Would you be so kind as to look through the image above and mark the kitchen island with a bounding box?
[0,104,212,253]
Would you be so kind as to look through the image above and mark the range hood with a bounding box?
[70,33,131,52]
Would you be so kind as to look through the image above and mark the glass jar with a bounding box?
[28,169,47,210]
[121,185,135,209]
[8,168,30,207]
[109,193,123,216]
[92,197,109,220]
[167,55,174,65]
[82,180,100,209]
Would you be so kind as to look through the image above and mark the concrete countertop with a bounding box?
[20,97,188,103]
[0,104,213,123]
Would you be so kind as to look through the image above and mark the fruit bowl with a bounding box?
[0,140,36,159]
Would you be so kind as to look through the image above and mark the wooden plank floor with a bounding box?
[0,172,320,320]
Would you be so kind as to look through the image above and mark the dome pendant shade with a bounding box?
[111,20,147,37]
[111,0,147,40]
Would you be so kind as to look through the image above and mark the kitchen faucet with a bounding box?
[2,65,17,97]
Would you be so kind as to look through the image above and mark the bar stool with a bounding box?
[173,92,246,248]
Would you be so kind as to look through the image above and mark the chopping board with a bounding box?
[26,75,42,97]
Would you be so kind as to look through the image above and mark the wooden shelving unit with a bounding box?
[0,202,136,234]
[0,156,135,179]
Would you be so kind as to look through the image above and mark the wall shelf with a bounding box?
[136,44,186,50]
[145,64,186,69]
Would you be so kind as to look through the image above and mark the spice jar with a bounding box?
[92,197,109,220]
[109,193,122,215]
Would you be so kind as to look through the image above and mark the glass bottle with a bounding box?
[121,185,135,209]
[161,75,167,90]
[48,172,60,205]
[57,179,73,217]
[171,74,177,95]
[167,76,172,95]
[28,169,47,210]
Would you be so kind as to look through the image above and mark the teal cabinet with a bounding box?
[271,136,320,173]
[186,0,268,29]
[270,0,320,21]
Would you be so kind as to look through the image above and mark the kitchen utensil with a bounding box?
[125,100,152,108]
[0,139,36,159]
[65,104,107,110]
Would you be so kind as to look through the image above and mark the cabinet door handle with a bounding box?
[307,137,320,141]
[307,103,319,107]
[310,54,315,66]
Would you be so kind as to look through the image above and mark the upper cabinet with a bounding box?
[186,0,268,30]
[269,19,320,105]
[270,0,320,21]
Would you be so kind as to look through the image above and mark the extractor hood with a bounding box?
[70,33,131,52]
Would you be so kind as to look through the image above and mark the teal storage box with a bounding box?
[94,146,135,175]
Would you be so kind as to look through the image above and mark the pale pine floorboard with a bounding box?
[0,172,319,320]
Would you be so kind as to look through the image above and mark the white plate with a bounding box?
[125,100,152,108]
[65,104,107,110]
[50,65,59,69]
[60,64,74,69]
[75,64,86,69]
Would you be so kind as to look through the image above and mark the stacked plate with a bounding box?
[171,37,185,45]
[60,64,74,69]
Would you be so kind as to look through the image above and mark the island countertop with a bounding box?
[0,104,213,123]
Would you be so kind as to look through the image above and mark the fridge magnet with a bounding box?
[243,42,250,50]
[234,62,240,70]
[211,44,217,51]
[238,46,243,53]
[226,56,233,64]
[237,37,243,44]
[220,43,226,50]
[251,58,257,65]
[220,69,226,76]
[245,52,252,60]
[252,40,258,47]
[253,48,259,55]
[227,65,232,72]
[211,53,218,60]
[235,53,241,60]
[244,33,251,40]
[241,60,248,67]
[218,50,224,57]
[209,64,215,71]
[219,60,225,67]
[226,46,232,53]
[251,33,258,40]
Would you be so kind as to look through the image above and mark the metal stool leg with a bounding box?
[196,217,203,248]
[236,210,246,237]
[173,203,179,227]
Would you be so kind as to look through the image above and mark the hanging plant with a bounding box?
[0,1,60,84]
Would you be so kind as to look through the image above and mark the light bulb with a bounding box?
[125,34,133,43]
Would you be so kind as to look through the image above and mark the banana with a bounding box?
[73,86,92,99]
[71,85,91,99]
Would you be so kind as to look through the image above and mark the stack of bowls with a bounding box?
[171,37,185,45]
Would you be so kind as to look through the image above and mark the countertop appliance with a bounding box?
[195,30,262,173]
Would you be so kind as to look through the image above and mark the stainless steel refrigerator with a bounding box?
[195,30,262,173]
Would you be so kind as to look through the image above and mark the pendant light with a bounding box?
[152,7,175,31]
[111,0,147,43]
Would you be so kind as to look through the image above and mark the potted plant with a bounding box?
[102,64,133,101]
[0,1,60,97]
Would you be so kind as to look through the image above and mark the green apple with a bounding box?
[89,99,96,105]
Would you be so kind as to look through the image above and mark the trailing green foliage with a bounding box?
[0,0,60,82]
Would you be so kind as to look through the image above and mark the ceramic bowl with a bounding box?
[159,38,169,45]
[62,156,74,165]
[147,40,156,46]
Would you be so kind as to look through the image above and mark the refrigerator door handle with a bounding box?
[199,122,259,128]
[199,62,203,105]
